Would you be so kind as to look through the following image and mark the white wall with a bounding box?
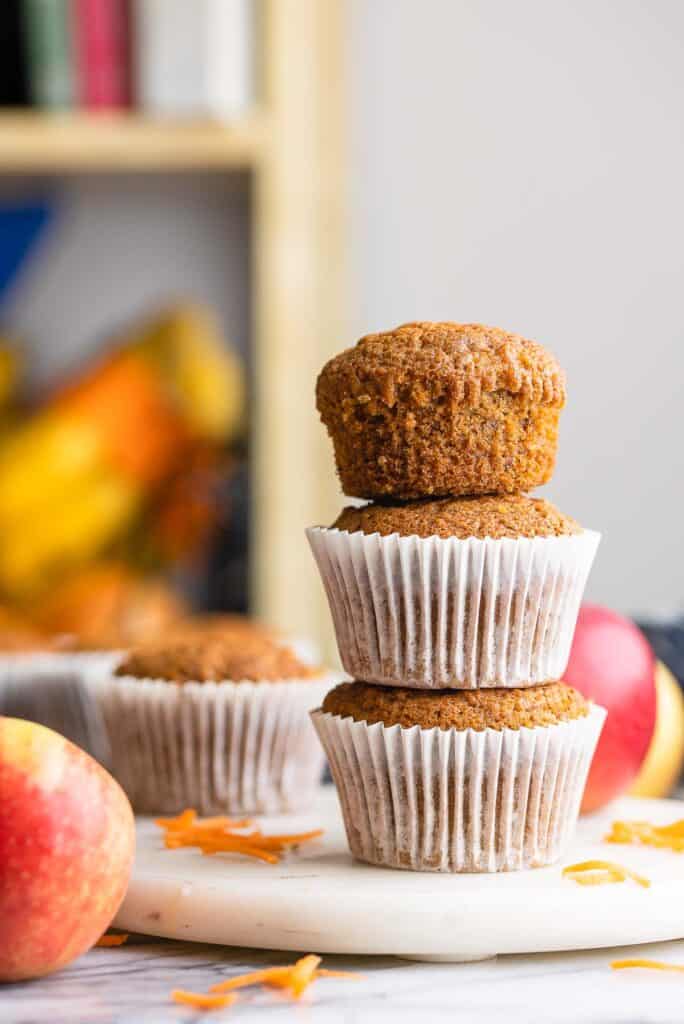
[348,0,684,617]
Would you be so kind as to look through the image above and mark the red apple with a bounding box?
[563,604,657,813]
[0,717,135,981]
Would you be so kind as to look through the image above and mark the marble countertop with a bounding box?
[3,935,684,1024]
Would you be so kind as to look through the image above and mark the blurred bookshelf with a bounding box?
[0,111,266,172]
[0,0,346,655]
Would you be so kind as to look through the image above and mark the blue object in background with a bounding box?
[0,203,52,310]
[638,619,684,691]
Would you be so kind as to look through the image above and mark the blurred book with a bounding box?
[23,0,75,109]
[0,1,30,106]
[133,0,253,119]
[73,0,131,109]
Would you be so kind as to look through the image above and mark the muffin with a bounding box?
[316,322,565,500]
[95,635,334,814]
[312,680,606,872]
[307,494,600,689]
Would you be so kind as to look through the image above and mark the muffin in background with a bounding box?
[317,322,566,500]
[308,494,600,689]
[313,680,605,872]
[97,634,334,814]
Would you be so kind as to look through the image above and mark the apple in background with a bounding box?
[564,604,657,814]
[630,660,684,799]
[0,717,135,982]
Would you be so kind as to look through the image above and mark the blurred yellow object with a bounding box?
[0,414,101,523]
[138,305,245,442]
[0,345,18,410]
[0,468,139,597]
[630,661,684,798]
[0,302,241,599]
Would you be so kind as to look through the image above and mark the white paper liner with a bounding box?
[312,704,605,872]
[307,526,600,689]
[93,672,335,815]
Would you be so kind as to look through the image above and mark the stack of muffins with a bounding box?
[308,322,606,872]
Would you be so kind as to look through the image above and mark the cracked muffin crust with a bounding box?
[333,494,581,541]
[317,321,566,499]
[322,679,589,731]
[115,635,320,684]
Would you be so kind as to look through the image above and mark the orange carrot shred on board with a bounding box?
[562,860,650,888]
[95,933,129,947]
[210,968,292,993]
[605,819,684,852]
[209,956,362,998]
[611,959,684,974]
[155,809,323,864]
[288,954,322,999]
[172,990,238,1010]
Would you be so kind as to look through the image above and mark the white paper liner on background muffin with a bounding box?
[307,527,600,689]
[312,704,605,873]
[93,672,336,815]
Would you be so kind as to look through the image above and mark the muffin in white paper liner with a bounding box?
[307,526,600,689]
[312,704,605,872]
[94,673,334,814]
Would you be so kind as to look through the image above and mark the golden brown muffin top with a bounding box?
[115,635,320,684]
[317,322,565,411]
[332,494,581,541]
[322,681,589,731]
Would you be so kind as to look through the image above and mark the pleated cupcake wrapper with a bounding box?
[312,704,605,873]
[307,527,600,689]
[93,673,334,815]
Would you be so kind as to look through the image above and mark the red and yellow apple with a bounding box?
[563,604,657,813]
[630,660,684,799]
[0,717,135,982]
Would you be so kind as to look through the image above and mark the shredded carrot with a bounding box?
[611,959,684,974]
[210,968,292,993]
[209,955,362,999]
[155,808,323,864]
[562,860,650,888]
[288,954,322,999]
[172,990,238,1010]
[605,819,684,852]
[95,933,129,947]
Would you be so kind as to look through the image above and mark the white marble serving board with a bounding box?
[115,789,684,962]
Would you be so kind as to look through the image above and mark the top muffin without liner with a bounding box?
[317,321,565,500]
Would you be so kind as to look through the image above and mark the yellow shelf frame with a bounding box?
[0,0,346,656]
[0,111,267,172]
